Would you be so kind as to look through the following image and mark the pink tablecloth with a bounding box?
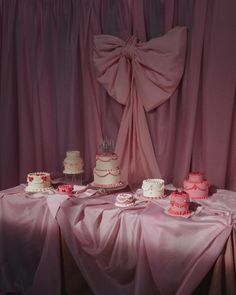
[0,184,68,295]
[0,185,236,295]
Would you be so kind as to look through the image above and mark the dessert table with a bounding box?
[0,184,236,295]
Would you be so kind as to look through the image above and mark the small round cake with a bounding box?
[141,179,165,199]
[183,172,210,199]
[167,191,192,216]
[57,184,73,194]
[115,193,135,207]
[25,172,52,192]
[63,151,84,174]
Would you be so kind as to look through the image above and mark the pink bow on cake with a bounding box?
[93,27,187,189]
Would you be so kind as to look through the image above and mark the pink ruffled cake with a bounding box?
[115,193,135,207]
[167,191,192,216]
[183,172,210,199]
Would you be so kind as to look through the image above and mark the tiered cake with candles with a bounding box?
[183,172,210,199]
[93,138,122,188]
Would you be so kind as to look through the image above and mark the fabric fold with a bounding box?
[46,194,69,219]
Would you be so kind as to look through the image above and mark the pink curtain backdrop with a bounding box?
[93,27,187,189]
[0,0,236,191]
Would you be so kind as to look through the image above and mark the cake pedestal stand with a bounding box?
[64,173,83,185]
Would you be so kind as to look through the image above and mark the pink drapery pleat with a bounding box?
[94,27,187,189]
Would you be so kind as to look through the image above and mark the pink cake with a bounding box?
[167,191,192,216]
[57,184,73,194]
[115,193,135,207]
[183,172,210,199]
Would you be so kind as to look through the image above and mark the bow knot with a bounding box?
[122,36,137,59]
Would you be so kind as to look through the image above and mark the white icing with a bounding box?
[66,150,80,159]
[93,168,120,186]
[93,153,121,186]
[96,154,118,170]
[63,150,83,174]
[115,194,135,208]
[142,179,165,198]
[25,172,52,192]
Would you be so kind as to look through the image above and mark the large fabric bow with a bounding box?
[94,27,187,189]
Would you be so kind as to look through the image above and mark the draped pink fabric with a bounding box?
[94,27,187,189]
[56,188,236,295]
[1,184,236,294]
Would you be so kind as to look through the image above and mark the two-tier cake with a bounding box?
[167,190,192,216]
[63,150,84,174]
[183,172,210,199]
[92,138,122,188]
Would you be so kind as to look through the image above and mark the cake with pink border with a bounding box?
[93,138,122,188]
[183,172,210,199]
[93,152,121,187]
[115,193,135,207]
[167,191,192,216]
[25,172,52,192]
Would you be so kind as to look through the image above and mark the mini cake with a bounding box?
[141,179,165,199]
[57,184,73,194]
[93,138,122,188]
[183,172,210,199]
[167,190,192,216]
[25,172,52,192]
[63,151,84,174]
[115,193,135,207]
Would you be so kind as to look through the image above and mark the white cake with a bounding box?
[141,179,165,199]
[115,193,135,207]
[63,151,84,174]
[93,153,121,187]
[25,172,52,192]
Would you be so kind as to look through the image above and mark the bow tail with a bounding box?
[115,86,161,190]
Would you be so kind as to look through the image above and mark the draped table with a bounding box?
[0,184,236,295]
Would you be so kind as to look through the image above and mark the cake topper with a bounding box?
[99,137,115,153]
